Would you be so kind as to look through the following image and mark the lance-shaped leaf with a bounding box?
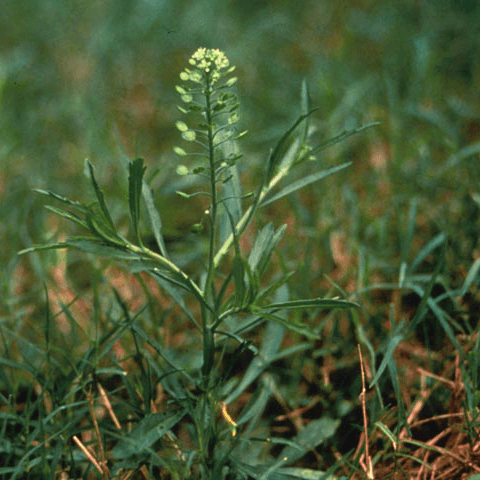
[225,321,285,404]
[261,297,358,311]
[248,223,286,277]
[84,160,116,231]
[34,189,90,229]
[277,417,340,465]
[264,108,320,183]
[43,205,89,231]
[142,181,169,258]
[260,162,352,207]
[246,296,357,338]
[128,158,147,245]
[85,201,126,247]
[309,121,380,157]
[252,310,320,340]
[112,409,187,459]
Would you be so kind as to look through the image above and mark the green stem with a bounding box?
[203,74,218,318]
[212,161,288,269]
[200,73,219,381]
[127,243,206,308]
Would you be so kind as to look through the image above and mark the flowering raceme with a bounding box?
[174,48,245,178]
[181,47,232,84]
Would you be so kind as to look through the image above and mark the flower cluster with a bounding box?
[174,48,246,175]
[180,47,233,85]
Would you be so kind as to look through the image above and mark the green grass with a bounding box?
[1,1,480,479]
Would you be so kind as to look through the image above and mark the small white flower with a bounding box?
[181,48,231,84]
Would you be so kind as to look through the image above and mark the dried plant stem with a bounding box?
[358,344,374,480]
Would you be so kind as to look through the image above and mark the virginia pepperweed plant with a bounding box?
[20,47,377,478]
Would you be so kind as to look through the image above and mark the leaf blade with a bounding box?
[128,158,147,245]
[260,163,352,207]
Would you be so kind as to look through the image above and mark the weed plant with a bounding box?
[8,48,379,479]
[2,2,480,478]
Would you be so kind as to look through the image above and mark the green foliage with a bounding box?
[2,1,480,477]
[14,48,370,478]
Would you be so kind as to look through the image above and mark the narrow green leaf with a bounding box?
[278,467,338,480]
[386,341,410,436]
[34,189,87,210]
[112,410,186,459]
[0,356,37,377]
[265,108,320,182]
[248,224,286,276]
[131,323,195,383]
[371,242,446,388]
[300,79,311,145]
[409,232,446,274]
[142,182,169,258]
[219,156,243,247]
[128,158,147,245]
[248,223,274,271]
[147,271,200,330]
[85,202,125,247]
[263,297,358,311]
[232,255,246,306]
[440,140,480,173]
[236,379,272,427]
[460,257,480,296]
[400,198,418,277]
[64,236,134,259]
[309,121,380,157]
[256,271,295,304]
[44,205,89,230]
[18,242,69,255]
[84,160,116,230]
[406,240,446,335]
[369,321,404,389]
[256,311,320,339]
[233,461,301,480]
[426,294,465,358]
[278,417,340,465]
[375,421,398,450]
[260,162,352,207]
[224,321,285,403]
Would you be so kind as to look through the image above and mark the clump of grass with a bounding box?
[10,48,378,478]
